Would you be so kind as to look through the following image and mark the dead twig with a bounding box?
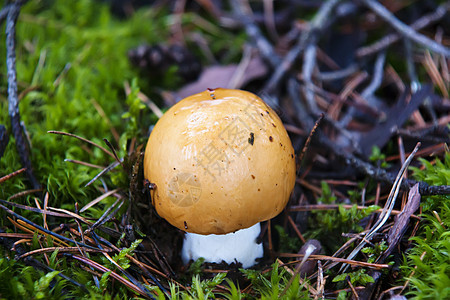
[278,258,318,295]
[287,214,306,244]
[357,3,449,58]
[84,197,124,234]
[404,39,421,93]
[0,3,14,23]
[297,114,324,171]
[84,160,121,187]
[229,0,318,130]
[64,159,104,169]
[48,130,115,159]
[8,188,44,200]
[361,0,450,57]
[0,124,8,159]
[230,0,281,70]
[289,204,420,220]
[359,86,430,156]
[80,188,120,212]
[68,254,156,299]
[16,246,113,261]
[0,227,89,292]
[102,251,158,298]
[358,183,421,300]
[301,44,320,113]
[377,183,421,262]
[278,254,390,270]
[0,203,98,250]
[316,260,325,299]
[0,198,86,219]
[0,167,26,183]
[287,78,316,130]
[346,276,360,299]
[317,64,358,81]
[103,138,125,169]
[339,142,421,273]
[6,0,40,190]
[264,0,341,94]
[280,242,318,297]
[316,131,450,196]
[340,51,386,127]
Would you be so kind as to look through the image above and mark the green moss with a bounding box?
[399,153,450,299]
[241,262,310,299]
[305,181,380,252]
[0,257,62,299]
[0,0,169,205]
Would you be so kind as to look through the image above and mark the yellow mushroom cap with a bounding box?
[143,88,296,235]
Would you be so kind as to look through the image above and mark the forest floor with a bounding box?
[0,0,449,299]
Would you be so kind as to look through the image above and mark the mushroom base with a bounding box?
[181,223,263,268]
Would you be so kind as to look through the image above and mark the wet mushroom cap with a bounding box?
[143,88,296,235]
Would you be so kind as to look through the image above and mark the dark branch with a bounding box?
[230,0,281,68]
[340,51,386,127]
[6,1,40,190]
[361,0,450,57]
[264,0,341,94]
[0,3,14,24]
[357,3,449,58]
[315,132,450,196]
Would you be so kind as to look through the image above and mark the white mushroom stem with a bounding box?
[181,223,263,268]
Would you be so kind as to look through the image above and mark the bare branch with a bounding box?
[6,1,40,190]
[357,3,449,58]
[264,0,341,93]
[361,0,450,57]
[230,0,281,68]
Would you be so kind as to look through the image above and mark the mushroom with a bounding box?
[143,88,296,268]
